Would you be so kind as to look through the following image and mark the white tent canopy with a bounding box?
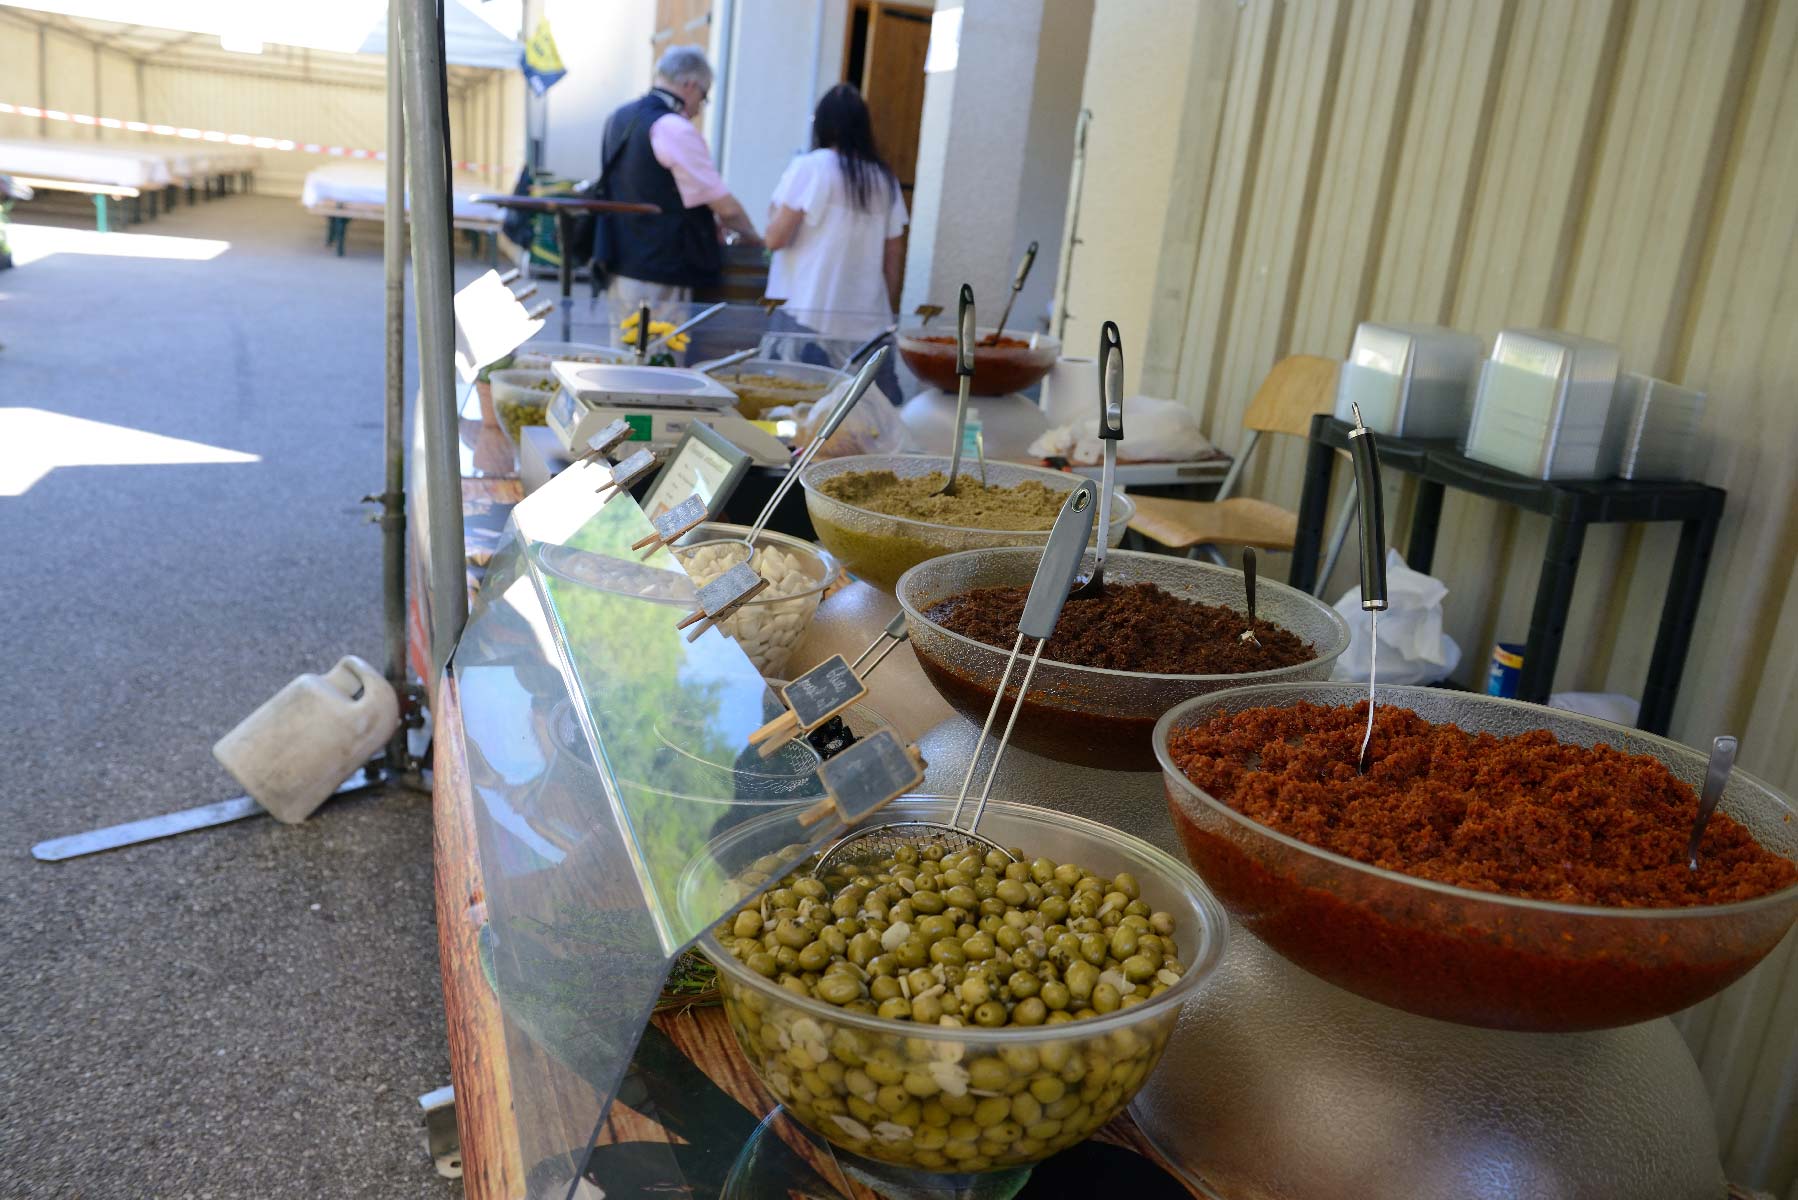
[1,0,522,68]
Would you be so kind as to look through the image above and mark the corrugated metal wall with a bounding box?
[1068,0,1798,1190]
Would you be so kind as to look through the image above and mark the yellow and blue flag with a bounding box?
[522,18,566,96]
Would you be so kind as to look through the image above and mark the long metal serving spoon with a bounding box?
[982,241,1039,347]
[1348,402,1388,773]
[732,346,891,551]
[933,284,978,497]
[1068,321,1125,599]
[642,300,728,359]
[813,480,1099,874]
[1685,735,1739,871]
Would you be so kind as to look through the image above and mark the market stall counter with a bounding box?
[431,453,1213,1199]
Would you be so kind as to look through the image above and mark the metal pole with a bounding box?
[379,0,413,772]
[396,0,468,681]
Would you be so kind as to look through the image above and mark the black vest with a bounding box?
[593,90,721,288]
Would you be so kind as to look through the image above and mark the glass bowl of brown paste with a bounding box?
[1156,682,1798,1032]
[800,455,1133,591]
[897,548,1349,771]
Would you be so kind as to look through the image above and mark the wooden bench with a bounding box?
[308,199,501,263]
[7,174,144,232]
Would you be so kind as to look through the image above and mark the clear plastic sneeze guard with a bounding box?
[449,455,853,1198]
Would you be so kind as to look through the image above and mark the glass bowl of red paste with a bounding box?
[896,325,1060,396]
[1154,682,1798,1032]
[899,549,1349,771]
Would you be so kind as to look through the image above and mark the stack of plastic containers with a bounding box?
[1463,329,1621,480]
[1332,322,1486,439]
[1606,373,1707,481]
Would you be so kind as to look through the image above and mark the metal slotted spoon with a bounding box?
[813,479,1101,875]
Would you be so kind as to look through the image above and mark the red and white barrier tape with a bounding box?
[0,101,505,174]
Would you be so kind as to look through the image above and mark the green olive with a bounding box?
[877,996,913,1021]
[817,974,860,1005]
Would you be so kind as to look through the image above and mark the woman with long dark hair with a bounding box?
[764,84,908,337]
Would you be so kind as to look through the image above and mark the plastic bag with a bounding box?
[1329,549,1461,684]
[1027,394,1216,464]
[780,380,908,459]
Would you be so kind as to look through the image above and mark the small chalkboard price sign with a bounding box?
[749,654,868,757]
[579,418,634,462]
[675,560,768,642]
[596,447,659,501]
[799,729,925,828]
[631,493,708,557]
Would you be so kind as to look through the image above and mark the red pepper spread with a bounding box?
[1168,701,1796,907]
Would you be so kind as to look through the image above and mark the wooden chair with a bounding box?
[1129,354,1356,585]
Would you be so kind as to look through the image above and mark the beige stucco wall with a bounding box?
[1056,0,1202,387]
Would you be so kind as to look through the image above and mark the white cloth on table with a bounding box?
[764,148,906,338]
[299,161,503,223]
[0,138,172,188]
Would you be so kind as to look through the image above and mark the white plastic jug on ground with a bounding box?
[213,655,400,824]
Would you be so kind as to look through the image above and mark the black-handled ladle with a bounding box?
[1068,321,1123,599]
[983,241,1039,346]
[1239,548,1260,647]
[1684,735,1739,871]
[1348,402,1388,773]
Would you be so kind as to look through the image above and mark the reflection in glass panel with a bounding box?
[452,455,854,1197]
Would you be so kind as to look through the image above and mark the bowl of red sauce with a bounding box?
[898,549,1349,771]
[896,326,1059,396]
[1155,682,1798,1032]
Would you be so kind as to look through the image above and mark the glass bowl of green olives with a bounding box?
[696,797,1228,1177]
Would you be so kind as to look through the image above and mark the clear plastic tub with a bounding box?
[896,326,1060,397]
[1462,329,1621,479]
[898,548,1349,771]
[1331,322,1484,440]
[670,523,840,677]
[1155,682,1798,1031]
[694,796,1229,1176]
[799,454,1132,592]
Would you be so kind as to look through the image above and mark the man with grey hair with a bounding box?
[591,45,760,306]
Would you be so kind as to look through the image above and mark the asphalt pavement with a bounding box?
[0,194,480,1198]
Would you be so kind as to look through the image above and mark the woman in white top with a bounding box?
[764,85,908,340]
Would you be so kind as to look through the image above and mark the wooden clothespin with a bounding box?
[750,655,870,757]
[595,447,658,502]
[675,560,768,642]
[577,418,635,464]
[748,614,908,757]
[631,494,708,558]
[798,730,926,828]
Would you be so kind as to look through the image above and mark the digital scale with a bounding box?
[546,361,792,465]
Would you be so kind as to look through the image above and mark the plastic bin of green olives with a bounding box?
[697,797,1227,1173]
